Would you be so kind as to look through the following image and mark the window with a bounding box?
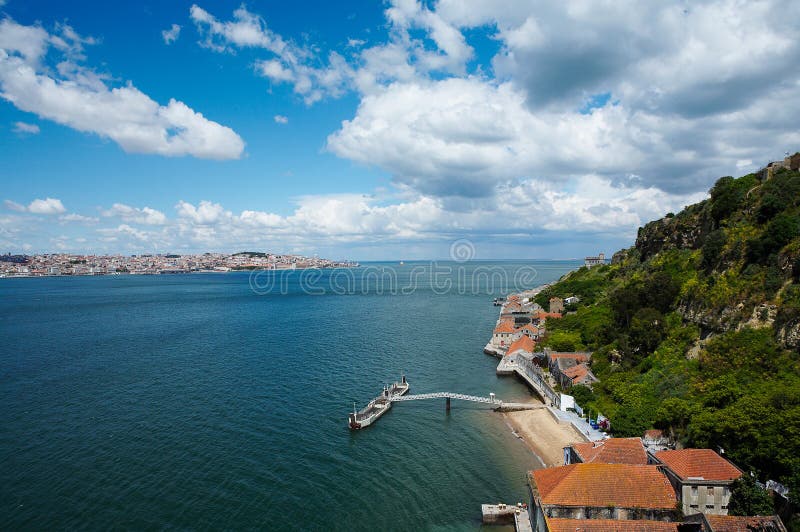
[707,487,714,497]
[690,486,698,497]
[689,504,698,509]
[706,504,715,509]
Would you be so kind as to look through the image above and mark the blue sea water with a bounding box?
[0,260,579,530]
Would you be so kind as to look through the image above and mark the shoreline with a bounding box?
[489,282,585,468]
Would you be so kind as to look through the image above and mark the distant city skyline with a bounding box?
[2,1,799,260]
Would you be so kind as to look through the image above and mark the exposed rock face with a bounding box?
[777,321,800,348]
[611,249,629,265]
[738,303,777,330]
[635,202,712,261]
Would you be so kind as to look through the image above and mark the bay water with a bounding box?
[0,260,579,530]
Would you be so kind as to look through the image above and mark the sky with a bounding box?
[1,0,799,260]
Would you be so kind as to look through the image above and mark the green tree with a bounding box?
[709,175,755,224]
[702,229,726,272]
[728,475,774,516]
[642,271,681,313]
[626,308,666,361]
[570,384,595,406]
[547,330,582,351]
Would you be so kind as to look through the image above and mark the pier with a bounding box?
[389,391,545,412]
[481,503,532,532]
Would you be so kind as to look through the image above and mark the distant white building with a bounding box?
[584,252,606,268]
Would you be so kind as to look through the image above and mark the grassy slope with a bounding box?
[534,166,800,494]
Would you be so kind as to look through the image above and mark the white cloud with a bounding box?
[101,203,167,225]
[59,213,99,224]
[256,59,294,82]
[162,24,181,45]
[0,18,245,160]
[13,121,39,134]
[27,197,66,214]
[190,4,286,53]
[175,200,230,225]
[273,114,288,124]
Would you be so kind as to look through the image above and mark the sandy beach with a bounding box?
[504,403,586,468]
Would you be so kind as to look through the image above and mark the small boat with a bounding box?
[349,375,409,430]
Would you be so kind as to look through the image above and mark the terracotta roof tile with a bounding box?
[548,352,590,363]
[494,320,516,334]
[571,438,648,465]
[563,363,596,383]
[546,518,679,531]
[534,310,562,320]
[644,429,664,439]
[654,449,742,481]
[704,514,785,532]
[507,335,536,355]
[531,463,677,509]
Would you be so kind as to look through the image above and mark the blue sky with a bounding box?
[1,0,799,260]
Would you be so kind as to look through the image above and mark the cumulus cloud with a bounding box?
[101,203,167,225]
[162,24,181,45]
[59,213,99,224]
[28,197,67,214]
[273,114,288,124]
[5,197,66,214]
[187,0,800,204]
[13,121,39,134]
[0,18,244,159]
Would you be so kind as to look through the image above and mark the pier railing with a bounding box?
[389,392,500,404]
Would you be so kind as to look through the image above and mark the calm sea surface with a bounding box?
[0,260,579,530]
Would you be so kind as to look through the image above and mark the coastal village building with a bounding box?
[560,363,598,389]
[564,437,648,466]
[643,429,673,452]
[491,319,519,348]
[507,335,536,357]
[545,518,679,531]
[529,463,679,531]
[546,352,595,389]
[531,310,563,327]
[520,323,540,340]
[549,297,564,314]
[584,252,606,268]
[681,513,787,531]
[650,449,742,516]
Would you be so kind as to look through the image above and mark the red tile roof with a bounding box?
[546,518,679,531]
[493,320,516,334]
[534,310,562,320]
[644,429,664,439]
[507,335,535,355]
[563,363,595,383]
[704,514,785,532]
[548,352,590,363]
[654,449,742,481]
[522,323,540,334]
[531,463,677,509]
[571,438,648,465]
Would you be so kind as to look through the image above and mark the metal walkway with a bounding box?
[389,392,500,404]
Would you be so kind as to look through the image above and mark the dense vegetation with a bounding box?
[535,164,800,499]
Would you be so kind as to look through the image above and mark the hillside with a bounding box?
[535,161,800,497]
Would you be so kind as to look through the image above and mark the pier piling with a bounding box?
[446,397,451,412]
